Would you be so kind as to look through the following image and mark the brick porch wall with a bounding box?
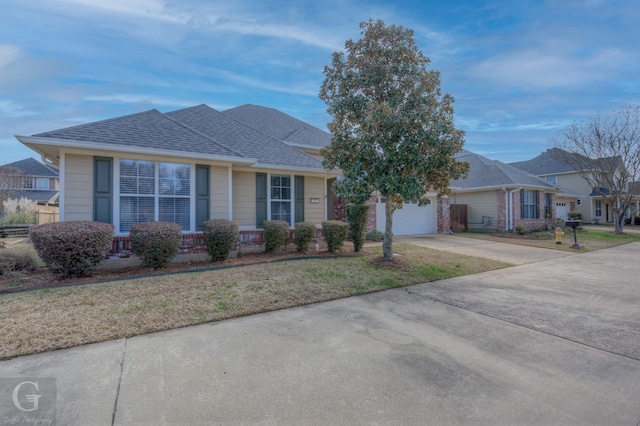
[109,228,326,258]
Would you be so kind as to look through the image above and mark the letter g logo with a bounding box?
[12,381,41,412]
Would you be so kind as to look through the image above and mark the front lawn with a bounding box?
[0,244,510,359]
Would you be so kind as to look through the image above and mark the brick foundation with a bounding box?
[109,229,326,258]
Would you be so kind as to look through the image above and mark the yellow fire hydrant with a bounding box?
[555,227,565,244]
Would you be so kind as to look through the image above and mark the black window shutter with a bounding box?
[535,190,540,219]
[520,189,525,219]
[195,165,210,231]
[94,157,113,224]
[295,175,304,224]
[256,173,267,228]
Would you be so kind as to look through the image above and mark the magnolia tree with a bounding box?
[553,105,640,233]
[319,19,468,260]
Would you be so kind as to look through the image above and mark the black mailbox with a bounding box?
[565,220,581,229]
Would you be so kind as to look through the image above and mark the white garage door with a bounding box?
[376,200,436,235]
[556,202,570,220]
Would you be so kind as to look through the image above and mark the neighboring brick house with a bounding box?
[449,150,578,232]
[509,148,635,224]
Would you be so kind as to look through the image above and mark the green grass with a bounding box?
[0,244,511,359]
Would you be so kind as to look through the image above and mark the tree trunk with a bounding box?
[383,198,394,260]
[615,211,625,234]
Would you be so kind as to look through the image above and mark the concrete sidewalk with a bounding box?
[1,242,639,425]
[396,234,574,265]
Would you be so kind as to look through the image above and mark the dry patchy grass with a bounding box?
[0,244,509,359]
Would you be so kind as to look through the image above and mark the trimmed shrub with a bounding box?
[322,220,349,253]
[0,248,39,275]
[294,222,316,252]
[30,221,114,278]
[365,230,384,241]
[346,203,370,252]
[568,210,583,220]
[203,219,238,262]
[263,220,290,252]
[130,222,183,269]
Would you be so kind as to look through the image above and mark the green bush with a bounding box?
[30,221,114,278]
[294,222,316,252]
[0,211,36,225]
[322,220,349,253]
[365,229,384,241]
[130,222,183,269]
[568,210,583,220]
[203,219,238,262]
[263,220,290,252]
[346,203,370,252]
[0,248,39,275]
[514,225,528,235]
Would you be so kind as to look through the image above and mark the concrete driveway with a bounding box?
[1,242,639,425]
[396,234,574,265]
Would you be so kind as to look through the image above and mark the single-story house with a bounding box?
[449,150,579,232]
[17,104,341,240]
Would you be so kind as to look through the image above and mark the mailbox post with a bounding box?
[565,220,582,249]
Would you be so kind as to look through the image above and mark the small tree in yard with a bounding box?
[319,19,468,260]
[553,105,640,234]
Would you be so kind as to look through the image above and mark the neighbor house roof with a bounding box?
[167,104,324,170]
[11,190,59,204]
[0,158,58,177]
[508,148,621,175]
[451,150,559,191]
[224,104,331,149]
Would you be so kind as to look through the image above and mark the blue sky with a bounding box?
[1,0,639,165]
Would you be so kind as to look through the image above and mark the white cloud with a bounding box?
[85,94,195,107]
[53,0,189,23]
[472,40,625,90]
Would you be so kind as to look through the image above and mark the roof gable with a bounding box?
[223,104,331,149]
[167,104,324,169]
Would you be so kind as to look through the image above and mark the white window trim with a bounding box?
[114,157,195,235]
[268,173,294,226]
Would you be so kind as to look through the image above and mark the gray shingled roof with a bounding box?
[224,104,331,149]
[167,105,324,169]
[34,109,241,159]
[11,190,59,203]
[0,158,58,177]
[508,148,578,175]
[452,150,557,190]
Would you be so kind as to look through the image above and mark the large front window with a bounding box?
[521,189,539,219]
[270,174,291,223]
[119,159,191,232]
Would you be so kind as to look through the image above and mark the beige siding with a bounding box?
[452,191,498,231]
[210,166,229,219]
[232,171,256,227]
[557,172,594,222]
[304,176,325,225]
[64,154,93,221]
